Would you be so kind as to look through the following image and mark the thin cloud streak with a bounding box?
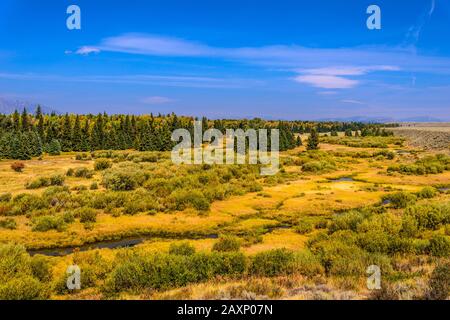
[0,72,263,89]
[74,33,450,75]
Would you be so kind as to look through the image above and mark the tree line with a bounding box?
[0,108,303,160]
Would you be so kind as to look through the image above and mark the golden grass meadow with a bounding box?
[0,122,449,301]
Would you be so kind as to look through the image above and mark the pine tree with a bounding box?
[36,107,45,141]
[72,115,82,151]
[307,128,320,151]
[60,113,73,151]
[80,119,90,151]
[296,135,303,147]
[47,139,62,155]
[12,110,20,131]
[20,108,29,131]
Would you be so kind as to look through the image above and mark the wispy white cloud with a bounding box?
[294,75,359,89]
[73,33,450,77]
[341,99,365,105]
[293,65,399,89]
[404,0,436,46]
[141,96,175,105]
[0,72,261,89]
[74,46,101,55]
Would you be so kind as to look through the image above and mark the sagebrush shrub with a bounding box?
[213,236,241,252]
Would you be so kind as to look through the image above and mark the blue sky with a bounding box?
[0,0,449,120]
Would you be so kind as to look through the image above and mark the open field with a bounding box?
[0,134,449,300]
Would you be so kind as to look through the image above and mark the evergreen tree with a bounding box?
[47,139,62,156]
[307,128,320,151]
[80,119,90,151]
[20,108,29,131]
[60,113,73,151]
[72,115,82,151]
[12,110,20,131]
[296,135,302,147]
[36,107,45,141]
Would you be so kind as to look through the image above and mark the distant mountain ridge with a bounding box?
[0,97,59,114]
[316,115,446,123]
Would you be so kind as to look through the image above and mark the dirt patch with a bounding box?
[390,126,450,150]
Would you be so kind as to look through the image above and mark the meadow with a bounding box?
[0,131,449,300]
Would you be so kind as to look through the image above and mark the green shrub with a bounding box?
[405,203,450,231]
[90,182,99,190]
[427,235,450,257]
[78,208,97,223]
[0,218,17,230]
[103,251,247,294]
[294,220,313,235]
[73,167,94,178]
[32,215,66,232]
[291,250,325,276]
[26,177,51,189]
[388,154,450,175]
[94,159,112,171]
[50,175,65,186]
[427,262,449,300]
[0,244,49,300]
[30,255,52,283]
[102,171,138,191]
[328,211,365,233]
[169,242,196,256]
[250,249,296,277]
[0,193,12,203]
[302,160,336,173]
[169,190,211,211]
[357,231,390,254]
[416,187,437,199]
[382,192,417,209]
[0,276,48,300]
[62,211,75,224]
[213,236,241,252]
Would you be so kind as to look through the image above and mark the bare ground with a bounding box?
[390,123,450,150]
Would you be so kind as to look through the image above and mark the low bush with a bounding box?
[32,215,66,232]
[405,203,450,231]
[0,218,17,230]
[294,220,313,235]
[26,175,65,190]
[212,236,241,252]
[0,193,12,203]
[302,160,336,173]
[11,162,25,172]
[169,242,196,256]
[250,249,296,277]
[168,190,211,212]
[0,244,50,300]
[382,192,417,209]
[103,251,247,294]
[416,187,438,199]
[427,261,449,300]
[427,235,450,257]
[77,207,97,223]
[94,159,112,171]
[388,154,450,175]
[73,167,94,179]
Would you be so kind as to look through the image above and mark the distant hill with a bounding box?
[0,97,59,115]
[317,116,446,123]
